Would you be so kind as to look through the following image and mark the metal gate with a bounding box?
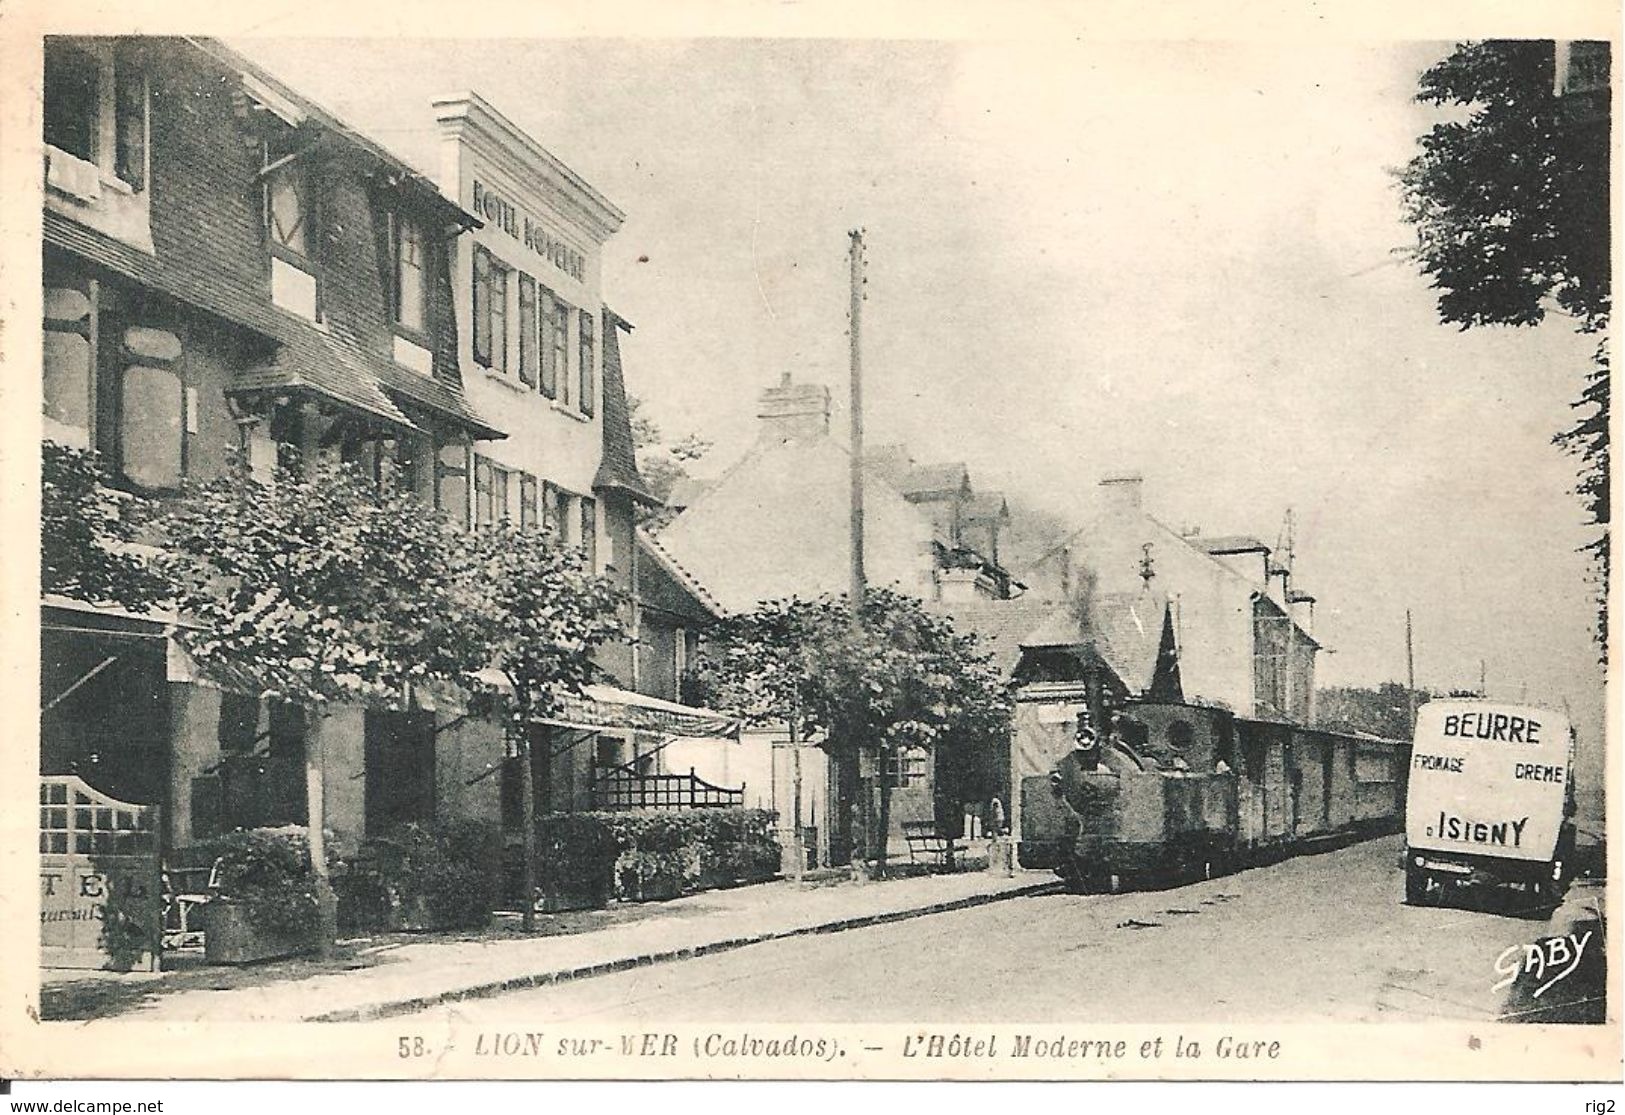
[40,776,161,971]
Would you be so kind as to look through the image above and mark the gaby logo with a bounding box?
[1492,931,1593,998]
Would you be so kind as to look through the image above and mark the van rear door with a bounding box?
[1405,700,1570,864]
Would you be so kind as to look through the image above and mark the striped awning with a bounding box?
[541,684,741,740]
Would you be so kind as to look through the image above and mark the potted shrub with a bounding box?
[197,826,323,965]
[365,820,500,932]
[536,814,616,912]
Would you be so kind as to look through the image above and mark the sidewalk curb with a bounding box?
[308,878,1061,1022]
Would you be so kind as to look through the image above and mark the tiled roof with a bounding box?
[928,597,1056,676]
[593,309,659,503]
[665,476,716,510]
[189,37,474,232]
[45,209,284,344]
[935,591,1170,694]
[1088,591,1171,694]
[897,461,969,498]
[637,529,725,619]
[46,204,502,442]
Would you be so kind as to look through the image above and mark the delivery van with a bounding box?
[1403,699,1576,910]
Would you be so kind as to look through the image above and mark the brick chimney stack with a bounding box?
[758,379,831,445]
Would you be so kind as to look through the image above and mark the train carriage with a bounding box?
[1015,687,1410,889]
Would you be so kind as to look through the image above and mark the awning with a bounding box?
[470,670,740,739]
[544,684,741,740]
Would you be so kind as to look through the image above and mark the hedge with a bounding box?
[536,807,780,904]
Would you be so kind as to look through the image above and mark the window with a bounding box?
[264,138,313,261]
[264,129,319,321]
[579,496,597,569]
[519,473,539,528]
[218,693,261,755]
[44,40,147,194]
[578,310,596,416]
[436,439,470,526]
[517,273,539,388]
[44,41,100,162]
[113,49,145,190]
[542,289,569,402]
[474,455,519,525]
[121,365,184,489]
[393,213,428,335]
[493,465,511,521]
[885,746,930,788]
[43,285,93,444]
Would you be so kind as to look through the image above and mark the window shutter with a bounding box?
[520,473,539,528]
[472,246,492,367]
[517,274,538,387]
[579,309,595,416]
[538,288,558,399]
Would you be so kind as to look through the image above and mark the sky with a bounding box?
[230,35,1607,767]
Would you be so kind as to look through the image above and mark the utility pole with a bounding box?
[849,228,866,621]
[1405,609,1417,737]
[848,229,877,875]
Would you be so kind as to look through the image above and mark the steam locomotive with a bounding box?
[1014,683,1411,890]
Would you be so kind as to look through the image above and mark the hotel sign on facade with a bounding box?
[471,179,586,283]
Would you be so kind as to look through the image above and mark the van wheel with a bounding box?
[1404,864,1428,905]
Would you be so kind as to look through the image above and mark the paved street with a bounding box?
[429,836,1591,1025]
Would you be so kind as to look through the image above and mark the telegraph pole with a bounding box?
[1405,610,1418,737]
[849,229,867,619]
[848,229,876,874]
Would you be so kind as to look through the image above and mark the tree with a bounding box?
[1399,40,1611,659]
[42,441,170,611]
[461,519,624,930]
[627,393,711,528]
[1316,682,1431,740]
[160,457,501,950]
[693,588,1012,875]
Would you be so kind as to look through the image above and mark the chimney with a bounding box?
[1099,473,1144,514]
[757,379,831,445]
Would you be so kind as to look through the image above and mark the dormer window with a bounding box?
[263,129,320,321]
[44,42,99,163]
[393,213,428,335]
[43,38,147,199]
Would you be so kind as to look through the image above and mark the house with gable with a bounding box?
[1019,474,1319,723]
[653,375,1019,864]
[38,38,734,902]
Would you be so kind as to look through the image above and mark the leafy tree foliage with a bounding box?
[693,588,1012,869]
[627,393,711,528]
[160,454,625,932]
[160,458,490,707]
[41,441,170,611]
[1400,40,1610,658]
[462,518,626,720]
[1316,681,1431,740]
